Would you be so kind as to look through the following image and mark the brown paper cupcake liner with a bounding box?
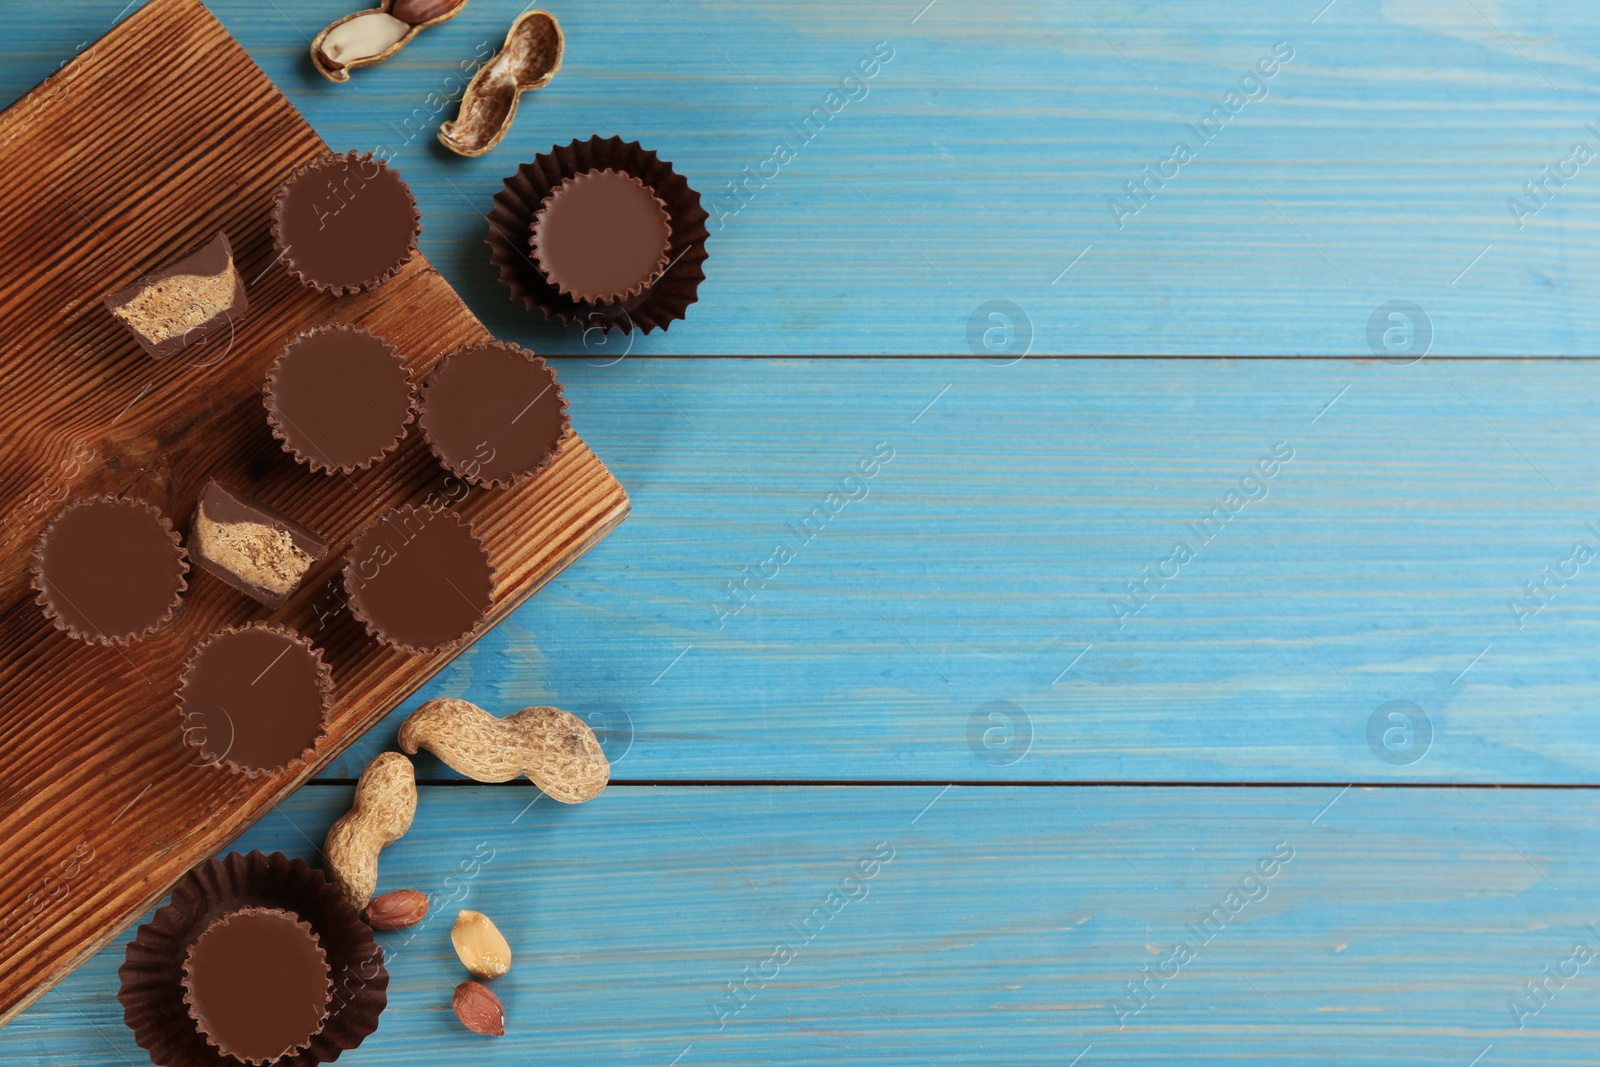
[271,151,421,297]
[181,906,332,1064]
[120,851,387,1067]
[487,135,709,334]
[31,495,188,647]
[177,623,334,779]
[343,506,497,655]
[417,341,571,489]
[263,325,418,475]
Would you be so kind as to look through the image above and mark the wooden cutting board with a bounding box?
[0,0,628,1026]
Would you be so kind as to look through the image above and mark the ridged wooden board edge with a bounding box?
[0,0,628,1027]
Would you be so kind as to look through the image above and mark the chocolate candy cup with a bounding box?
[418,341,570,488]
[190,480,330,609]
[488,135,709,333]
[272,151,421,296]
[265,325,417,474]
[530,168,672,305]
[31,496,188,645]
[343,506,495,654]
[103,231,248,361]
[120,850,388,1067]
[181,906,332,1064]
[178,623,333,777]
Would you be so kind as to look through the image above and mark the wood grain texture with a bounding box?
[0,0,626,1027]
[7,783,1600,1066]
[5,0,1597,354]
[324,357,1600,785]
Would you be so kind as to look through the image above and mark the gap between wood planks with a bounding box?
[299,779,1600,789]
[537,355,1600,360]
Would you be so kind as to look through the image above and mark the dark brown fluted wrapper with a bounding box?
[487,135,709,334]
[119,851,387,1067]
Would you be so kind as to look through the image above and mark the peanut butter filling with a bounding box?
[110,264,237,344]
[195,506,314,598]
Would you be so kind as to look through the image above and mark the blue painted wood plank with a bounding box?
[5,1,1599,353]
[6,783,1599,1065]
[320,357,1600,784]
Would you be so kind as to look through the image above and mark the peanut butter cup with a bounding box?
[190,480,329,609]
[488,136,710,333]
[32,496,187,645]
[343,506,495,654]
[272,152,421,295]
[418,341,569,488]
[103,231,247,361]
[530,169,672,305]
[178,623,333,776]
[182,906,332,1064]
[265,324,416,474]
[120,850,388,1067]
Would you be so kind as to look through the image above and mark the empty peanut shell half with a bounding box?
[438,10,563,158]
[312,0,469,83]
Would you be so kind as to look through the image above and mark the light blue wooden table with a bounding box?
[6,1,1600,1064]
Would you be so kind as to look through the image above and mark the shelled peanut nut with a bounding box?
[452,909,512,979]
[453,980,505,1036]
[315,12,408,72]
[438,10,564,157]
[364,888,429,930]
[392,0,465,23]
[312,0,468,83]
